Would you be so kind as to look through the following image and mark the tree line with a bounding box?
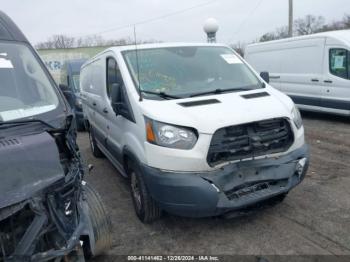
[35,34,160,49]
[232,14,350,56]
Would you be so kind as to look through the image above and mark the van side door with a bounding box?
[279,38,324,109]
[104,56,135,166]
[322,44,350,114]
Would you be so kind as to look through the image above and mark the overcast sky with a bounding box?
[1,0,349,45]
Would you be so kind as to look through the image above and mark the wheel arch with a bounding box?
[122,146,141,177]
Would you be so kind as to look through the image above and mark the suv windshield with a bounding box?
[0,42,59,122]
[122,46,262,99]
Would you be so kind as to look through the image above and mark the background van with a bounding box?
[245,30,350,116]
[59,59,87,130]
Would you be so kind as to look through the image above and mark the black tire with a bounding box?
[83,183,112,257]
[89,127,104,158]
[128,161,161,223]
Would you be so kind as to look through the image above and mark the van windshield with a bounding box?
[122,46,262,99]
[0,42,59,122]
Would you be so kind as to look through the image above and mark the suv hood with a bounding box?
[0,131,64,208]
[141,87,294,134]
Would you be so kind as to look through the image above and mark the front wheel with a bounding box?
[129,162,161,223]
[83,183,112,257]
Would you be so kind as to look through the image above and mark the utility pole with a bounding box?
[288,0,293,37]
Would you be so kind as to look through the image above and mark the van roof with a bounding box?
[247,29,350,48]
[83,42,230,67]
[0,10,28,42]
[108,42,229,52]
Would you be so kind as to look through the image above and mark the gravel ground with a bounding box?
[77,111,350,259]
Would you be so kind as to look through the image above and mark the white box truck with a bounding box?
[245,30,350,116]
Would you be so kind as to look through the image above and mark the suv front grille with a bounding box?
[207,118,294,166]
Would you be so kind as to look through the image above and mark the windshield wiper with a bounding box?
[141,90,181,100]
[189,87,253,98]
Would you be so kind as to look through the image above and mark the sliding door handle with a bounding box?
[324,80,333,84]
[311,79,319,82]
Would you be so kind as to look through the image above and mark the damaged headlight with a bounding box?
[291,105,303,129]
[145,117,198,149]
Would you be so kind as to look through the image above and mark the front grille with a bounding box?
[225,179,289,200]
[207,118,294,166]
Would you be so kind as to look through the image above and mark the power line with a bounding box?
[77,0,218,38]
[226,0,264,43]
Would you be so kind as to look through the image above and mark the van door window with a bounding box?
[329,48,349,80]
[106,57,135,122]
[106,57,125,99]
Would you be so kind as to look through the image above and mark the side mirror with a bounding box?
[110,83,121,114]
[260,71,270,83]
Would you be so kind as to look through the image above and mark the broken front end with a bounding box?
[0,121,111,261]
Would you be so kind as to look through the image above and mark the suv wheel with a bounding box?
[129,162,161,223]
[83,183,112,258]
[89,128,104,158]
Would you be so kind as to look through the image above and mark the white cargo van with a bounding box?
[245,30,350,116]
[81,43,309,222]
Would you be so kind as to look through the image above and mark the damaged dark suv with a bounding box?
[0,11,112,261]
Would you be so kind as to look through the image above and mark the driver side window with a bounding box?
[329,48,349,80]
[105,56,135,122]
[106,57,125,99]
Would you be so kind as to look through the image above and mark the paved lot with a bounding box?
[77,112,350,257]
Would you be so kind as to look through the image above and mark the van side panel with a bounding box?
[246,38,326,109]
[81,59,107,145]
[103,51,147,167]
[245,46,282,89]
[279,38,326,107]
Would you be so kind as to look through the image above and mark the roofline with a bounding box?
[81,42,231,69]
[108,42,228,51]
[0,10,28,42]
[247,29,350,47]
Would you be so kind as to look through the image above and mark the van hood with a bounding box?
[0,131,64,209]
[140,87,294,134]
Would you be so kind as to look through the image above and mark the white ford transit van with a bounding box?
[81,43,309,222]
[245,30,350,116]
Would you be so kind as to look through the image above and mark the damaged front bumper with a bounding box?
[0,177,93,262]
[141,144,309,217]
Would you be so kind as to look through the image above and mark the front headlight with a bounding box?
[291,105,303,129]
[145,118,198,149]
